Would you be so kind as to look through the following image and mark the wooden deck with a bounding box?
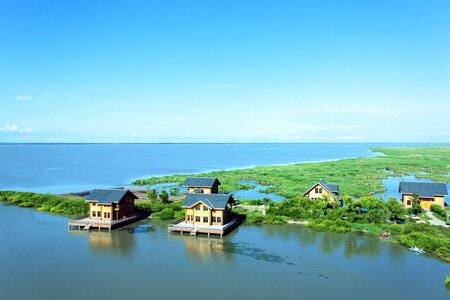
[168,218,241,237]
[68,215,139,231]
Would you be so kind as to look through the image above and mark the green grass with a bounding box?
[133,146,450,199]
[0,191,88,216]
[3,146,450,262]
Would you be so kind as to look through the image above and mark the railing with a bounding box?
[70,215,90,221]
[168,217,240,233]
[69,214,137,226]
[169,218,185,226]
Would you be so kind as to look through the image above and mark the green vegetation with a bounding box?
[430,204,446,221]
[235,196,450,262]
[133,146,450,262]
[3,146,450,262]
[133,146,450,199]
[0,191,88,215]
[397,222,450,262]
[446,275,450,288]
[135,198,183,220]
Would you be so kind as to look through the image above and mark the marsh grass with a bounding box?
[0,191,88,215]
[133,146,450,199]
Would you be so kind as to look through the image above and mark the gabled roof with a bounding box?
[398,182,448,198]
[303,179,339,197]
[85,189,137,204]
[184,177,221,188]
[182,193,234,210]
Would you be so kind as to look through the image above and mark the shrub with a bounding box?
[146,189,157,200]
[159,208,175,220]
[0,191,88,215]
[135,201,152,212]
[159,190,169,203]
[169,187,180,196]
[244,211,265,224]
[430,204,446,218]
[308,219,350,233]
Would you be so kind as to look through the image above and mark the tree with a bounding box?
[147,189,157,200]
[344,198,364,222]
[384,197,405,221]
[410,193,422,215]
[159,190,169,203]
[169,187,179,196]
[360,196,387,224]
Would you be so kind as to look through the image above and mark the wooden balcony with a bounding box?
[68,214,138,231]
[168,218,240,237]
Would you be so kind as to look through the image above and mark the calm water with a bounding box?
[1,203,449,300]
[1,143,449,299]
[0,143,382,194]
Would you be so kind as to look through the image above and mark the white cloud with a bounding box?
[0,124,34,134]
[0,124,19,132]
[15,95,33,101]
[15,95,43,103]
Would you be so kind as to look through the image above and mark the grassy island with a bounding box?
[133,146,450,262]
[0,191,88,215]
[133,146,450,198]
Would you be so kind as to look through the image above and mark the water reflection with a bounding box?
[319,232,343,254]
[88,231,135,255]
[169,234,234,262]
[343,234,381,258]
[265,225,384,258]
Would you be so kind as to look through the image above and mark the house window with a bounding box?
[187,215,192,221]
[203,216,208,223]
[203,206,209,211]
[195,206,201,211]
[212,217,217,223]
[217,217,221,223]
[195,216,200,222]
[407,200,411,205]
[92,211,96,217]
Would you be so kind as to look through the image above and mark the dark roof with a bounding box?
[398,182,448,197]
[319,179,339,194]
[184,177,221,188]
[85,189,137,204]
[182,193,234,210]
[303,179,339,197]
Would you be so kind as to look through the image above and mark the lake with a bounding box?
[1,203,449,300]
[0,143,385,194]
[1,143,449,299]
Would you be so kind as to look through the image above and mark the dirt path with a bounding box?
[425,210,449,228]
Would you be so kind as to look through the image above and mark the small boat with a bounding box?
[409,246,426,254]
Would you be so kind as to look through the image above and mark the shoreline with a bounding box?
[3,145,449,199]
[1,146,382,195]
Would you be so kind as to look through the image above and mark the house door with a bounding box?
[421,199,431,210]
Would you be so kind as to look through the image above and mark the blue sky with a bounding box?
[1,0,449,143]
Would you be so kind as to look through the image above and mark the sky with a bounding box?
[1,0,449,143]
